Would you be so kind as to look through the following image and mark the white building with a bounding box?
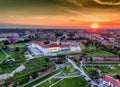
[28,40,81,56]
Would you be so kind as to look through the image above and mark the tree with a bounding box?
[115,74,120,80]
[3,40,10,45]
[90,69,100,78]
[16,47,20,59]
[55,32,63,37]
[117,50,120,58]
[69,32,75,36]
[106,44,113,53]
[0,41,5,48]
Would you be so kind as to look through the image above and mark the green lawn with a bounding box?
[53,77,90,87]
[38,77,90,87]
[8,43,26,48]
[38,78,59,87]
[0,50,5,61]
[5,50,18,59]
[86,66,120,76]
[82,46,117,58]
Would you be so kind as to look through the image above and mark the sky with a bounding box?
[0,0,120,29]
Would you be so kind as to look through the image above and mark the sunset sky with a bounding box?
[0,0,120,29]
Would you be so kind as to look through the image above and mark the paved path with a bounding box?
[54,75,81,79]
[84,63,119,66]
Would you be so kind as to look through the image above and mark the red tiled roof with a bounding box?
[33,41,79,48]
[102,75,120,87]
[49,44,60,47]
[7,38,17,41]
[33,41,47,48]
[60,44,70,48]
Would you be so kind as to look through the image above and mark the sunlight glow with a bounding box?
[90,23,100,29]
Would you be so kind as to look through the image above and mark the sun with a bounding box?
[90,23,100,29]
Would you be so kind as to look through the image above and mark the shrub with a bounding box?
[31,71,38,79]
[18,75,29,85]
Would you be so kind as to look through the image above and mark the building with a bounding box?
[28,40,81,56]
[102,75,120,87]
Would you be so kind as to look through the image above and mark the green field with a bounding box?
[0,50,5,61]
[8,42,27,48]
[82,46,117,58]
[38,77,90,87]
[53,77,90,87]
[86,66,120,76]
[38,78,59,87]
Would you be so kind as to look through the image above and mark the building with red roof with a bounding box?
[28,40,81,56]
[102,75,120,87]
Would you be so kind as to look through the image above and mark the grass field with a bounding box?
[86,66,120,76]
[0,50,5,61]
[53,77,90,87]
[38,78,59,87]
[38,77,90,87]
[8,42,26,48]
[82,46,117,58]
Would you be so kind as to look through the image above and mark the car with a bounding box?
[87,80,91,83]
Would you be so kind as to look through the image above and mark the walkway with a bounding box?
[84,63,119,66]
[54,75,81,79]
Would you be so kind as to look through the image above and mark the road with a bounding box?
[66,58,98,86]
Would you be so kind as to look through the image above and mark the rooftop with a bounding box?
[102,75,120,87]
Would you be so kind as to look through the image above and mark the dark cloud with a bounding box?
[0,0,119,15]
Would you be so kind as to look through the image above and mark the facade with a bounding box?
[28,40,81,56]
